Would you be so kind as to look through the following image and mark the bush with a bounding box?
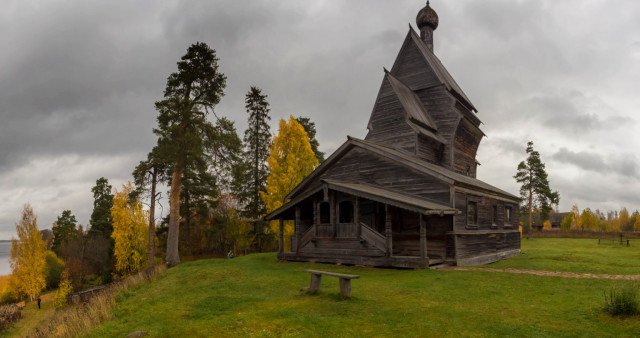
[54,271,73,310]
[604,284,640,316]
[0,304,22,332]
[0,286,18,305]
[45,251,65,290]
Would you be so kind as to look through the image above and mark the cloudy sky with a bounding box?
[1,0,639,239]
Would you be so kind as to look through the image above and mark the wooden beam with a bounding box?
[420,214,427,262]
[313,198,318,225]
[295,206,301,252]
[330,191,336,237]
[385,204,392,257]
[355,196,361,238]
[278,218,284,253]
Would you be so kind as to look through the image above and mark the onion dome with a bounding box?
[416,1,439,30]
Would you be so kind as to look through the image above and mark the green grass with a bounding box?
[487,238,640,275]
[88,239,640,337]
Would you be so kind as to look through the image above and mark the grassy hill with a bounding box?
[87,239,640,337]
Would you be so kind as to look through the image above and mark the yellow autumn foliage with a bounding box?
[542,220,551,230]
[9,204,47,301]
[261,116,318,251]
[111,182,149,275]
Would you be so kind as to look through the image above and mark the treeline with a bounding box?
[4,42,321,303]
[559,205,640,232]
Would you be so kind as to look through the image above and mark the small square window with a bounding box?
[467,201,478,225]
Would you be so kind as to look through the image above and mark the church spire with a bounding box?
[416,1,439,52]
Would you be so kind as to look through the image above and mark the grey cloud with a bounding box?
[553,147,639,179]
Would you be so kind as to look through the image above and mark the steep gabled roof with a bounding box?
[385,71,437,131]
[354,137,517,199]
[405,27,478,113]
[284,136,519,202]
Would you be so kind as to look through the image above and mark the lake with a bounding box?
[0,241,12,276]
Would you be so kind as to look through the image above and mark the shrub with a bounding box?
[0,286,18,305]
[45,251,65,289]
[54,271,73,310]
[0,304,22,332]
[604,283,640,316]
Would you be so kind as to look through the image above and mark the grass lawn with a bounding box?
[487,238,640,275]
[88,238,640,337]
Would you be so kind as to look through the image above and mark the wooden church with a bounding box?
[265,2,521,268]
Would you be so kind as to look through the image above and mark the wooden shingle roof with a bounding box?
[385,71,438,131]
[323,179,459,215]
[406,27,478,113]
[284,136,519,202]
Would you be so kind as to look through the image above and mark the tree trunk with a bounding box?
[527,179,533,240]
[148,167,157,268]
[166,166,183,267]
[185,189,191,257]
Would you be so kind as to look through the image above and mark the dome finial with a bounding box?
[416,1,438,52]
[416,1,438,31]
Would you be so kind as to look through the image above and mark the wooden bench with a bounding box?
[303,270,360,297]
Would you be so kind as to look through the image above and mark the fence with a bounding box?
[528,229,640,241]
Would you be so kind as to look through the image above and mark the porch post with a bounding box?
[355,197,361,237]
[330,191,336,237]
[420,214,428,264]
[385,204,392,257]
[278,218,284,253]
[313,198,318,225]
[295,206,301,252]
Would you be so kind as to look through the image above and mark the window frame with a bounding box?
[504,206,512,227]
[467,201,478,227]
[491,205,498,228]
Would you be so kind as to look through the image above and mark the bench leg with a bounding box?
[310,273,322,292]
[339,278,352,297]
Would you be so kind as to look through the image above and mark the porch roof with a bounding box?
[324,180,459,216]
[264,179,459,221]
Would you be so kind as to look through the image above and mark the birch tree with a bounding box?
[10,204,47,300]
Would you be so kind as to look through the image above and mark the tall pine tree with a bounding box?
[89,177,114,238]
[239,86,271,220]
[132,146,170,268]
[514,141,559,240]
[51,210,78,254]
[154,42,229,267]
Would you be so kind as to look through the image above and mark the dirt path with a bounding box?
[448,267,640,280]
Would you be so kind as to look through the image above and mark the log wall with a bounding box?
[322,148,452,205]
[453,118,483,178]
[366,76,416,154]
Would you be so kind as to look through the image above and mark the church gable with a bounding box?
[390,31,441,90]
[365,75,417,154]
[320,147,452,205]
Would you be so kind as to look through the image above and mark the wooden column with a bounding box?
[295,206,301,252]
[420,214,427,262]
[385,204,392,257]
[354,197,361,237]
[313,199,318,225]
[330,191,336,237]
[278,218,284,253]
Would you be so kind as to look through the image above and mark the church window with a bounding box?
[467,201,478,225]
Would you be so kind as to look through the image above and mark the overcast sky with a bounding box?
[1,0,639,239]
